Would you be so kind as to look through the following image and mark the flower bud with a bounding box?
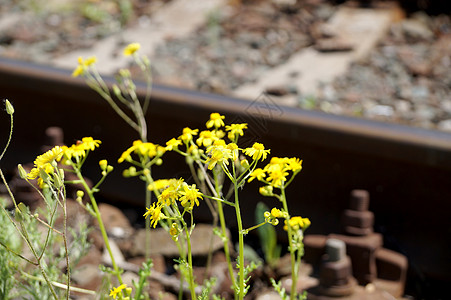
[5,99,14,115]
[119,69,131,78]
[112,84,121,97]
[155,158,163,166]
[39,169,50,182]
[128,166,137,176]
[240,159,249,169]
[53,173,63,188]
[76,190,84,198]
[99,159,108,171]
[17,164,27,179]
[259,185,273,197]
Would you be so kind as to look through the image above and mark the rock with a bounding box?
[367,105,394,118]
[255,290,282,300]
[314,38,354,52]
[400,19,434,41]
[128,254,167,274]
[76,245,103,267]
[122,271,140,287]
[281,275,319,295]
[96,203,134,236]
[102,239,125,266]
[71,263,103,291]
[437,120,451,132]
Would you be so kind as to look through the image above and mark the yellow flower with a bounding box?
[123,42,141,56]
[158,179,183,205]
[206,144,232,170]
[72,56,97,77]
[226,123,247,140]
[271,207,282,218]
[84,56,97,66]
[206,113,225,129]
[179,183,203,208]
[109,283,127,299]
[266,164,289,188]
[143,202,165,228]
[286,157,303,172]
[62,143,86,162]
[72,65,84,77]
[136,142,158,157]
[165,138,182,151]
[179,127,199,142]
[196,130,219,147]
[148,179,171,191]
[284,216,311,231]
[118,140,160,162]
[248,168,266,182]
[244,143,270,161]
[27,146,64,180]
[81,137,101,151]
[226,143,239,161]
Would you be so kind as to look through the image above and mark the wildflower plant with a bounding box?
[0,101,93,299]
[71,43,312,299]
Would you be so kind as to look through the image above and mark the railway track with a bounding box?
[0,57,450,298]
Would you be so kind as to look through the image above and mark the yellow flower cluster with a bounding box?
[27,137,101,187]
[123,42,141,56]
[72,43,142,77]
[264,207,287,226]
[163,112,273,174]
[118,140,165,163]
[27,146,64,187]
[61,137,101,163]
[249,157,302,188]
[109,283,130,299]
[72,56,97,77]
[144,179,203,228]
[284,216,311,231]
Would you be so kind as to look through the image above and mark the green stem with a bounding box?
[75,169,123,285]
[19,218,59,300]
[280,187,297,299]
[217,197,235,288]
[145,187,151,259]
[0,113,13,161]
[184,222,197,300]
[235,185,245,300]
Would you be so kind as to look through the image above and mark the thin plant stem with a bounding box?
[232,164,245,300]
[184,220,196,300]
[0,112,13,161]
[280,187,297,299]
[20,272,96,295]
[19,217,59,300]
[75,169,123,285]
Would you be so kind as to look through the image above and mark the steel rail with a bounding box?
[1,57,451,170]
